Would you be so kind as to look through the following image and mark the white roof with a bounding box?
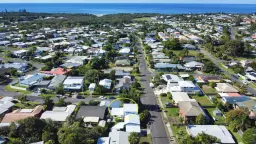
[178,81,196,88]
[63,77,84,85]
[112,122,125,130]
[187,125,236,143]
[162,74,184,83]
[184,61,204,68]
[40,55,52,60]
[40,105,76,121]
[111,108,124,116]
[125,114,140,125]
[83,117,99,123]
[123,104,138,114]
[20,109,33,113]
[126,124,141,133]
[97,137,110,144]
[13,49,28,54]
[109,131,130,144]
[171,92,196,103]
[89,83,96,89]
[119,47,130,54]
[99,79,112,88]
[100,101,111,107]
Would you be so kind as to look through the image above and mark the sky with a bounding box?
[1,0,256,4]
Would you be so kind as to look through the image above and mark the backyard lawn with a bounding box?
[192,95,213,107]
[205,108,226,124]
[172,50,199,57]
[202,85,217,95]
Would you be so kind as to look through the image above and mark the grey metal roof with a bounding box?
[48,75,67,89]
[75,106,107,120]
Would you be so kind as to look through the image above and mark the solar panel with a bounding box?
[166,75,172,80]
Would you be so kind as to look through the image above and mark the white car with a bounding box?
[242,80,248,85]
[99,96,106,99]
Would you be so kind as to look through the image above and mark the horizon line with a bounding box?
[0,2,256,4]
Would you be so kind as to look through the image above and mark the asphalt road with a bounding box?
[137,38,170,144]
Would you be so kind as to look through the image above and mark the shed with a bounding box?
[213,109,222,116]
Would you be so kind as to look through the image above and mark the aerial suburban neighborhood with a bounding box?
[0,9,255,144]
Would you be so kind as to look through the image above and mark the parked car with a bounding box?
[109,96,116,100]
[99,96,106,99]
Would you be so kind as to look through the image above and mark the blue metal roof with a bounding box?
[20,74,44,86]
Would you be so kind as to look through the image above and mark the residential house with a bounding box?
[182,44,197,50]
[194,75,221,83]
[48,75,67,90]
[89,83,96,93]
[155,63,185,72]
[178,101,206,122]
[63,77,84,91]
[221,96,251,104]
[186,125,235,144]
[215,83,239,93]
[97,131,130,144]
[0,41,10,46]
[161,74,184,83]
[2,62,28,73]
[171,92,196,104]
[66,56,89,65]
[235,100,256,119]
[12,49,28,58]
[1,105,43,123]
[168,81,201,94]
[76,106,107,125]
[0,97,14,118]
[19,74,44,87]
[99,79,112,89]
[184,61,204,71]
[119,47,131,55]
[115,76,132,92]
[40,68,71,75]
[40,105,76,121]
[115,59,131,67]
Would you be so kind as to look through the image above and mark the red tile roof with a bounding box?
[1,105,43,123]
[41,68,71,75]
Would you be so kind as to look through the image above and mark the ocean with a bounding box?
[0,3,256,14]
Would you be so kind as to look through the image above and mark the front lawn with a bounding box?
[4,85,32,95]
[139,134,152,144]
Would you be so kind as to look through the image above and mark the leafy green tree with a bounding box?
[10,117,46,143]
[55,84,64,95]
[55,98,66,107]
[140,110,150,123]
[163,38,181,50]
[109,70,116,81]
[89,100,100,106]
[196,114,207,125]
[242,128,256,144]
[226,109,252,132]
[209,82,216,88]
[128,132,140,144]
[225,40,245,57]
[57,123,102,144]
[85,69,100,83]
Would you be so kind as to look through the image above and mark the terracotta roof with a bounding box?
[1,105,43,123]
[41,68,71,75]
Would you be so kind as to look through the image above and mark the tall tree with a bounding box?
[128,132,140,144]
